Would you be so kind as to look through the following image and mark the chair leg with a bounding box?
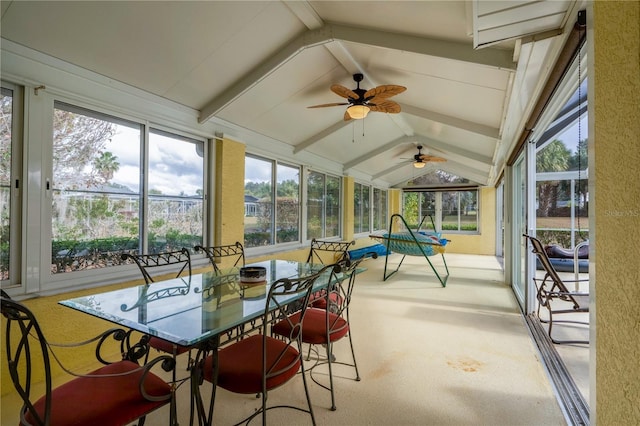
[546,309,589,345]
[326,341,337,411]
[262,389,267,426]
[299,352,318,426]
[347,331,360,381]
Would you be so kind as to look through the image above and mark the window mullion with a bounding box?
[141,125,149,253]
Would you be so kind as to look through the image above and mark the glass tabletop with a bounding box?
[59,260,327,347]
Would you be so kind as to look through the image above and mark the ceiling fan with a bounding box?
[307,73,406,121]
[406,145,447,169]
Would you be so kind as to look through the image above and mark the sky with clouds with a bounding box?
[106,126,203,196]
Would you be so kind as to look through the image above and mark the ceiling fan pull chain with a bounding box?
[352,121,355,143]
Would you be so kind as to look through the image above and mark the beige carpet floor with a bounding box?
[2,253,570,425]
[148,253,566,425]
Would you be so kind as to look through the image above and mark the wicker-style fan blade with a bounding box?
[307,102,350,109]
[309,74,406,117]
[364,84,406,99]
[418,154,447,162]
[331,84,359,99]
[368,100,401,114]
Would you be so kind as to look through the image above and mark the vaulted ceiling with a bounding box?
[1,0,580,188]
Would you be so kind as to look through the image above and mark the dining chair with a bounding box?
[306,239,355,309]
[199,268,326,425]
[194,241,245,272]
[272,254,373,411]
[121,247,192,285]
[524,234,589,344]
[306,238,355,265]
[1,292,177,426]
[121,247,194,366]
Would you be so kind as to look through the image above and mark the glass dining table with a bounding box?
[59,259,341,425]
[59,259,329,350]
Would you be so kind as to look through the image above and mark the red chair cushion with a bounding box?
[203,334,301,394]
[149,336,191,355]
[24,360,171,426]
[272,308,349,345]
[310,292,343,310]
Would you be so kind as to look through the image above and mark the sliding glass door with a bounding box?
[511,154,527,307]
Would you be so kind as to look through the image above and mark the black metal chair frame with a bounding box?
[306,254,374,411]
[524,234,589,344]
[272,252,373,411]
[1,292,177,426]
[306,238,355,265]
[121,247,192,285]
[194,242,245,273]
[194,268,326,426]
[121,247,194,371]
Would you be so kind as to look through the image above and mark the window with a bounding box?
[442,190,478,231]
[372,188,388,231]
[244,155,301,248]
[307,171,341,239]
[353,183,371,234]
[148,129,204,252]
[535,78,588,248]
[403,190,479,233]
[403,170,479,233]
[51,102,205,274]
[276,163,300,243]
[1,84,22,288]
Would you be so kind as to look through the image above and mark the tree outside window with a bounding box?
[243,155,300,247]
[307,171,341,239]
[51,103,204,273]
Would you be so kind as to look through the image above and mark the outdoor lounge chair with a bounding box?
[524,234,589,344]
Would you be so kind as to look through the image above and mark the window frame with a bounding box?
[0,82,24,290]
[243,153,303,254]
[402,188,480,234]
[354,182,388,236]
[45,95,212,294]
[353,182,369,237]
[372,187,388,232]
[305,169,342,241]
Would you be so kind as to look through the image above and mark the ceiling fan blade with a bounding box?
[419,154,447,162]
[307,102,350,109]
[331,84,359,100]
[369,100,401,114]
[343,110,353,121]
[364,84,406,99]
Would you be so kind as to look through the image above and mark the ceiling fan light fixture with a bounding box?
[413,160,426,169]
[347,105,370,119]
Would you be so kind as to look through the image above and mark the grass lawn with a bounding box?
[536,216,589,229]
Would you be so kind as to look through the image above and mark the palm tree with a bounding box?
[536,140,570,217]
[93,151,120,183]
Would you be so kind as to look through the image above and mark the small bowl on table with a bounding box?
[239,266,267,283]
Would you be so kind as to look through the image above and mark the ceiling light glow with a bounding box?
[347,105,370,119]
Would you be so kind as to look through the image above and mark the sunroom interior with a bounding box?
[1,1,639,425]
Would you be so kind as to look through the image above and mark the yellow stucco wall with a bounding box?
[215,137,245,247]
[592,2,640,424]
[388,188,402,215]
[442,186,496,256]
[343,176,355,242]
